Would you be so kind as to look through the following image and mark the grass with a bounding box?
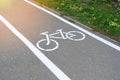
[35,0,120,42]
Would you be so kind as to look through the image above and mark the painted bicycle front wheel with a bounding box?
[36,39,59,51]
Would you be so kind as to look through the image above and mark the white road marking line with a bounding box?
[0,15,71,80]
[24,0,120,52]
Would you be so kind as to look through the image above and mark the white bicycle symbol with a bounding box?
[36,29,86,51]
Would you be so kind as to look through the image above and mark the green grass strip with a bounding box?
[35,0,120,42]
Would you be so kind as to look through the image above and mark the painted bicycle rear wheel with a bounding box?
[66,31,85,41]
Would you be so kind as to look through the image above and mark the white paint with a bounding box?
[66,31,86,41]
[36,39,59,51]
[24,0,120,52]
[36,29,85,51]
[0,15,71,80]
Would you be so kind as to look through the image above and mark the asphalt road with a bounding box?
[0,0,120,80]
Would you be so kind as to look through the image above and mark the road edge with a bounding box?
[31,0,120,45]
[24,0,120,52]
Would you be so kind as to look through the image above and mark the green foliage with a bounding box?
[35,0,120,41]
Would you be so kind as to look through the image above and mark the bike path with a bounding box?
[0,21,58,80]
[0,0,120,80]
